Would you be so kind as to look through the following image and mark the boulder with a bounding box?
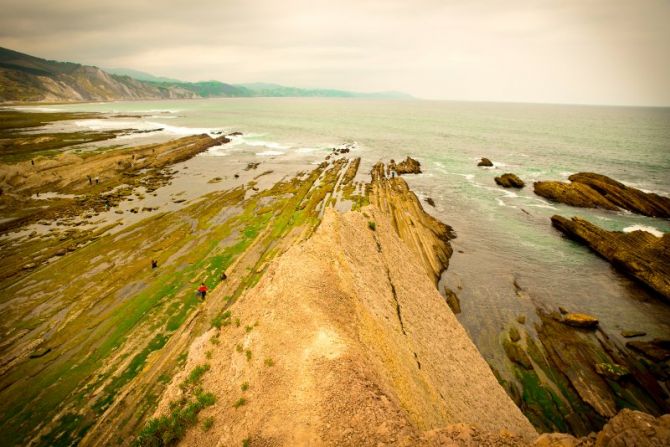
[621,330,646,338]
[562,313,599,329]
[594,362,629,381]
[478,158,494,167]
[443,286,461,314]
[551,215,670,301]
[495,173,525,188]
[595,409,670,446]
[394,156,422,175]
[424,197,435,207]
[509,326,521,342]
[535,173,670,217]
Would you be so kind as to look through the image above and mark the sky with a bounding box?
[1,0,669,106]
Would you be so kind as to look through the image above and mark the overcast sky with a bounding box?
[1,0,669,106]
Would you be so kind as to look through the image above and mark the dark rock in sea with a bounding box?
[626,339,670,362]
[234,174,240,179]
[502,338,532,369]
[443,286,461,314]
[534,172,670,217]
[477,158,493,167]
[562,313,599,329]
[495,173,525,188]
[227,131,243,136]
[558,306,568,315]
[425,197,435,207]
[594,362,630,381]
[621,330,646,338]
[245,162,260,171]
[393,156,422,175]
[551,215,670,301]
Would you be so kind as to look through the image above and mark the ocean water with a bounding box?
[25,98,670,371]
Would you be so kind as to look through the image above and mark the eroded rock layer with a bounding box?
[551,215,670,301]
[369,162,454,285]
[535,173,670,217]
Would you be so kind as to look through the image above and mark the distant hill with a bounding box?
[0,47,413,102]
[104,67,183,84]
[0,47,198,102]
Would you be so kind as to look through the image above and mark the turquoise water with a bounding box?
[28,98,670,365]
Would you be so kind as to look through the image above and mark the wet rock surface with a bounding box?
[495,173,525,188]
[562,313,599,329]
[388,156,422,175]
[534,173,670,217]
[444,286,462,314]
[551,215,670,301]
[478,158,494,167]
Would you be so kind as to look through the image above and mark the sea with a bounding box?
[19,98,670,373]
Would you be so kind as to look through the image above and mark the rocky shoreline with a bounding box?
[0,110,668,446]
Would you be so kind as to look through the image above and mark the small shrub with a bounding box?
[233,397,246,409]
[210,336,220,346]
[245,350,252,361]
[236,344,243,353]
[245,325,254,333]
[202,416,214,432]
[196,391,216,407]
[235,318,241,327]
[205,350,212,359]
[241,381,249,391]
[368,221,376,231]
[264,358,274,367]
[184,364,210,387]
[242,438,251,447]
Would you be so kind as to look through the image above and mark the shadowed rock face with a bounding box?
[495,173,525,188]
[535,173,670,217]
[551,215,670,301]
[388,156,422,175]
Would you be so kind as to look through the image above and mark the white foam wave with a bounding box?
[623,225,663,237]
[256,150,284,156]
[12,106,66,112]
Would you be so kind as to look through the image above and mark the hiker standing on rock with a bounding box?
[197,283,208,300]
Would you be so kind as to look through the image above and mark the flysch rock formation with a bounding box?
[551,215,670,301]
[161,207,538,446]
[369,162,454,285]
[535,173,670,217]
[388,156,422,175]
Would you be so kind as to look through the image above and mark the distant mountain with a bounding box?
[237,82,413,99]
[0,47,198,102]
[0,47,413,102]
[104,67,183,84]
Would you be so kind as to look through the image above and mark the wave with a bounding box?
[256,150,285,156]
[623,225,663,237]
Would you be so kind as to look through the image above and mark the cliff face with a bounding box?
[0,47,198,102]
[158,207,536,446]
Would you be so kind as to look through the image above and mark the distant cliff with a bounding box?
[0,47,413,102]
[0,47,198,102]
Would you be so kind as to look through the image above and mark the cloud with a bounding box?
[1,0,669,105]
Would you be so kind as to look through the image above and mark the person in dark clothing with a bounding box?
[220,272,227,281]
[151,259,158,269]
[197,283,208,300]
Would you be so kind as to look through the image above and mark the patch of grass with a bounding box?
[232,397,246,409]
[205,350,212,360]
[134,364,216,446]
[235,318,241,327]
[264,358,274,367]
[241,381,249,391]
[245,350,252,361]
[245,325,254,333]
[242,438,250,447]
[368,221,376,231]
[210,336,220,346]
[236,344,243,353]
[211,310,232,329]
[202,416,214,432]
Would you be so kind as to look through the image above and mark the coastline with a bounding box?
[0,104,668,444]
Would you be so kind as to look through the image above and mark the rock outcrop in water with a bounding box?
[388,156,422,176]
[551,215,670,301]
[495,173,525,188]
[535,173,670,217]
[478,158,493,167]
[370,162,454,284]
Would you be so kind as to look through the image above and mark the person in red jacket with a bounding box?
[197,283,208,300]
